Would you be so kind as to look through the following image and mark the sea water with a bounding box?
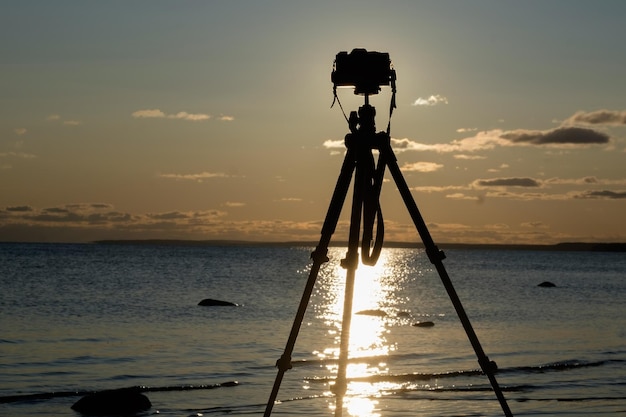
[1,242,624,416]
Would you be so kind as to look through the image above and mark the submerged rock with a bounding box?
[537,281,556,288]
[71,387,151,415]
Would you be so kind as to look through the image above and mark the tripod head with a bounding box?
[347,105,376,135]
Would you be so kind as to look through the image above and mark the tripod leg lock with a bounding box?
[275,354,293,372]
[425,246,446,264]
[478,356,499,374]
[311,247,330,264]
[340,249,359,270]
[331,375,348,397]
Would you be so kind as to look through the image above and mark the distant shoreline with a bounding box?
[91,239,626,252]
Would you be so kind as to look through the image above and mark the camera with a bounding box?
[332,48,394,95]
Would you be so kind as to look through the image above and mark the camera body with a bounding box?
[332,49,393,95]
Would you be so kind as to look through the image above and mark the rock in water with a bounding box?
[71,387,151,414]
[355,309,387,317]
[198,298,238,306]
[412,321,435,327]
[537,281,556,288]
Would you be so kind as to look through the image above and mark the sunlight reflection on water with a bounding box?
[314,249,416,416]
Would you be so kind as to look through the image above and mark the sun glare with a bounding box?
[316,248,412,416]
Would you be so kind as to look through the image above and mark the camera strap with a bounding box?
[331,85,351,124]
[361,152,385,266]
[386,69,397,135]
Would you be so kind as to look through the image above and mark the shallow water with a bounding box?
[1,243,625,416]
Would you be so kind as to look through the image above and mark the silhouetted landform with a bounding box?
[71,387,151,414]
[198,298,238,306]
[538,281,557,288]
[94,239,626,252]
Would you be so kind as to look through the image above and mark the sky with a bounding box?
[1,0,626,244]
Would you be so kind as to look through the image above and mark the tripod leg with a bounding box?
[333,262,356,417]
[334,157,369,417]
[382,145,514,417]
[263,150,357,417]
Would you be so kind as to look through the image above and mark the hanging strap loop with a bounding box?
[360,137,386,266]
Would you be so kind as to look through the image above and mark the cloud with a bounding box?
[132,109,211,121]
[487,163,509,173]
[14,128,27,135]
[6,205,33,212]
[544,176,599,185]
[389,125,610,155]
[218,115,235,121]
[401,161,443,172]
[445,193,478,200]
[323,139,345,149]
[45,114,82,125]
[132,109,165,118]
[453,154,486,160]
[147,211,194,220]
[564,109,626,126]
[43,207,71,214]
[411,185,467,193]
[545,177,626,186]
[158,172,228,181]
[390,133,505,153]
[473,177,541,187]
[574,190,626,199]
[1,201,622,244]
[409,174,626,202]
[0,203,225,230]
[0,151,37,159]
[521,221,549,229]
[0,203,323,243]
[412,95,448,106]
[500,127,609,146]
[225,201,245,207]
[168,112,210,121]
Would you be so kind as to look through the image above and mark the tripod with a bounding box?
[263,95,513,417]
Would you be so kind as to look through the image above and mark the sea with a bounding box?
[1,242,624,417]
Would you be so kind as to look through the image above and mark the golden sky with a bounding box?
[2,1,625,244]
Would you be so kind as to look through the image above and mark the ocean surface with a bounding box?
[1,242,624,417]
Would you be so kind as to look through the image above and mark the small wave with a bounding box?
[290,351,432,368]
[505,358,614,374]
[0,381,239,404]
[516,396,626,403]
[302,358,617,385]
[305,368,484,384]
